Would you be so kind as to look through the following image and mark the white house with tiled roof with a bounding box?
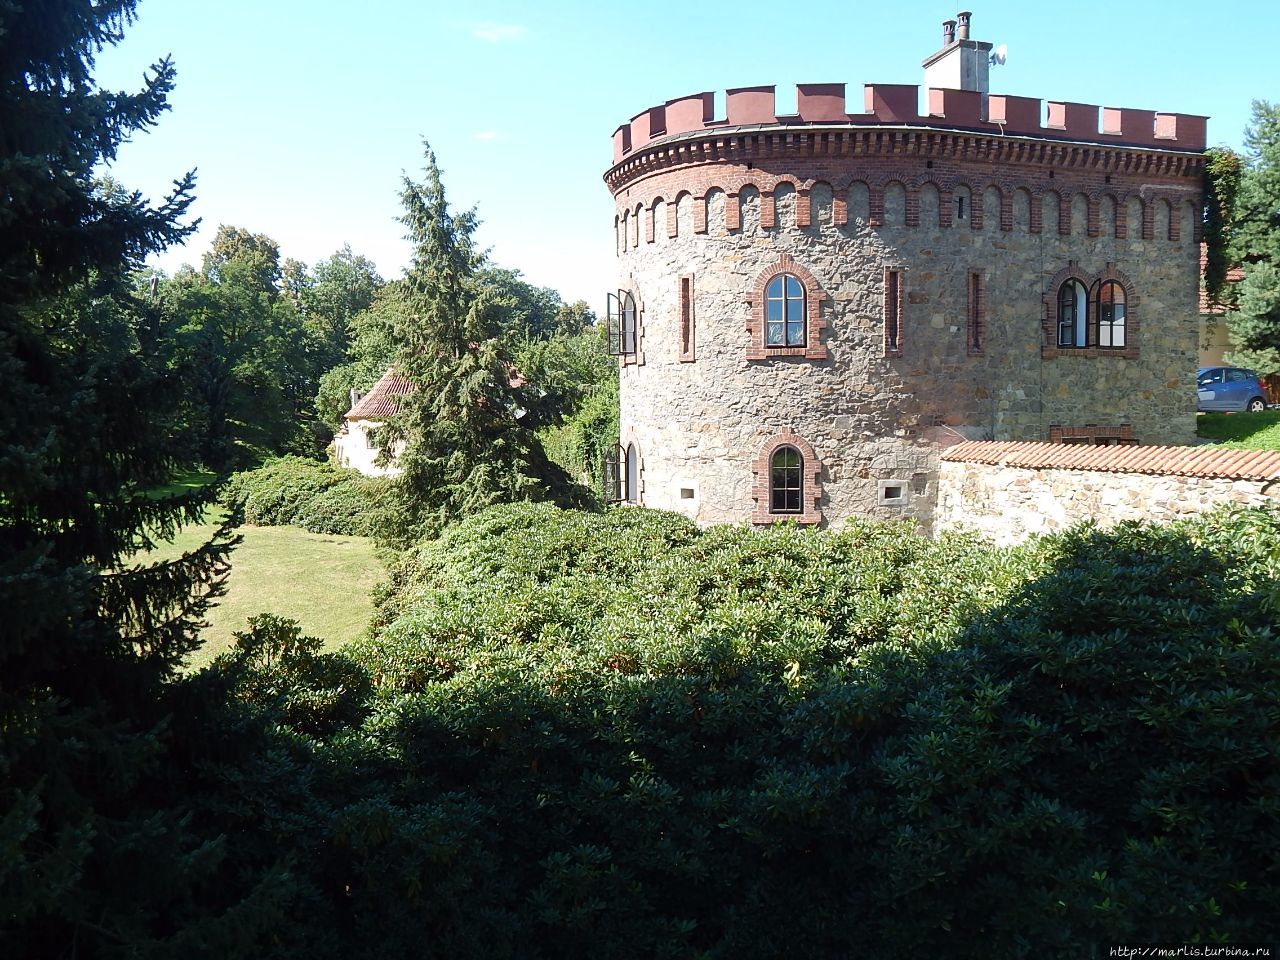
[333,367,411,477]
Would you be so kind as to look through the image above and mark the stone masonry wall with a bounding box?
[613,140,1202,532]
[936,459,1280,545]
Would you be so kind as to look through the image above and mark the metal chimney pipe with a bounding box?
[956,11,971,39]
[942,19,956,45]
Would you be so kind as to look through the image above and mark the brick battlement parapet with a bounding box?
[610,83,1207,166]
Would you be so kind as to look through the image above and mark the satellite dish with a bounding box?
[990,43,1008,66]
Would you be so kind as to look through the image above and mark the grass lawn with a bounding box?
[144,511,385,670]
[1196,411,1280,450]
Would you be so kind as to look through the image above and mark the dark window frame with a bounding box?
[769,445,803,514]
[1057,278,1089,348]
[764,273,806,348]
[1095,279,1126,349]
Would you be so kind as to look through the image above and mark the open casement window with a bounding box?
[1057,279,1088,348]
[604,290,639,358]
[602,443,640,504]
[602,444,623,502]
[605,293,621,355]
[1095,280,1126,348]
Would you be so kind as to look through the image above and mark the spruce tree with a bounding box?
[380,145,587,544]
[1,4,289,953]
[1225,101,1280,376]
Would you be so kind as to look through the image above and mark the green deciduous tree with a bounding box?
[378,144,588,544]
[291,244,385,369]
[1225,101,1280,376]
[165,225,325,466]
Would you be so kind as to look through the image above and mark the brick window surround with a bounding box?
[751,428,823,525]
[745,255,828,361]
[619,282,645,367]
[1041,262,1139,360]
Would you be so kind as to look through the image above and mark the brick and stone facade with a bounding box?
[604,14,1207,533]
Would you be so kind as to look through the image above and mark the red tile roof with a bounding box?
[941,440,1280,482]
[345,368,413,420]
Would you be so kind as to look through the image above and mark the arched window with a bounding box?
[1096,280,1126,348]
[620,291,637,355]
[625,442,639,504]
[764,273,805,347]
[1057,279,1087,348]
[770,445,803,514]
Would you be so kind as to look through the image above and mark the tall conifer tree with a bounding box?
[0,4,288,952]
[380,145,586,544]
[1226,101,1280,376]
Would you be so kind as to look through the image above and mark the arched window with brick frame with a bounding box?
[751,429,823,524]
[745,255,828,361]
[1042,262,1139,359]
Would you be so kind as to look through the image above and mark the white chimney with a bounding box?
[922,10,994,112]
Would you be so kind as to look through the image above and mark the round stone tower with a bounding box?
[604,13,1207,532]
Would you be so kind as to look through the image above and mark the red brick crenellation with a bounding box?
[611,83,1208,166]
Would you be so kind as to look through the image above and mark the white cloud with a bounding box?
[471,22,525,43]
[473,131,498,141]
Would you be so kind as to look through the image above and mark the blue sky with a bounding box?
[95,0,1279,309]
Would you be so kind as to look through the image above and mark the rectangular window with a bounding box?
[679,274,695,362]
[967,271,984,355]
[884,267,903,356]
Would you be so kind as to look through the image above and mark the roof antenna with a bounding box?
[989,43,1008,66]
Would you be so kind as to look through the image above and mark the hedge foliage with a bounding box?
[208,504,1280,958]
[219,456,390,536]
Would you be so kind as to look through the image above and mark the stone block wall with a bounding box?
[936,441,1280,544]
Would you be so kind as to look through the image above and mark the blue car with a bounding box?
[1196,366,1268,412]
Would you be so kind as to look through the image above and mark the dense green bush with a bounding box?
[210,504,1280,957]
[220,456,389,536]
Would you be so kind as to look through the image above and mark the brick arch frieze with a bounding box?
[744,253,828,361]
[750,428,823,525]
[645,196,666,244]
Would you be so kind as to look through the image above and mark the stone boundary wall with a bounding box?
[936,441,1280,544]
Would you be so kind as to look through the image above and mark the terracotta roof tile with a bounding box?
[941,440,1280,481]
[345,368,414,420]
